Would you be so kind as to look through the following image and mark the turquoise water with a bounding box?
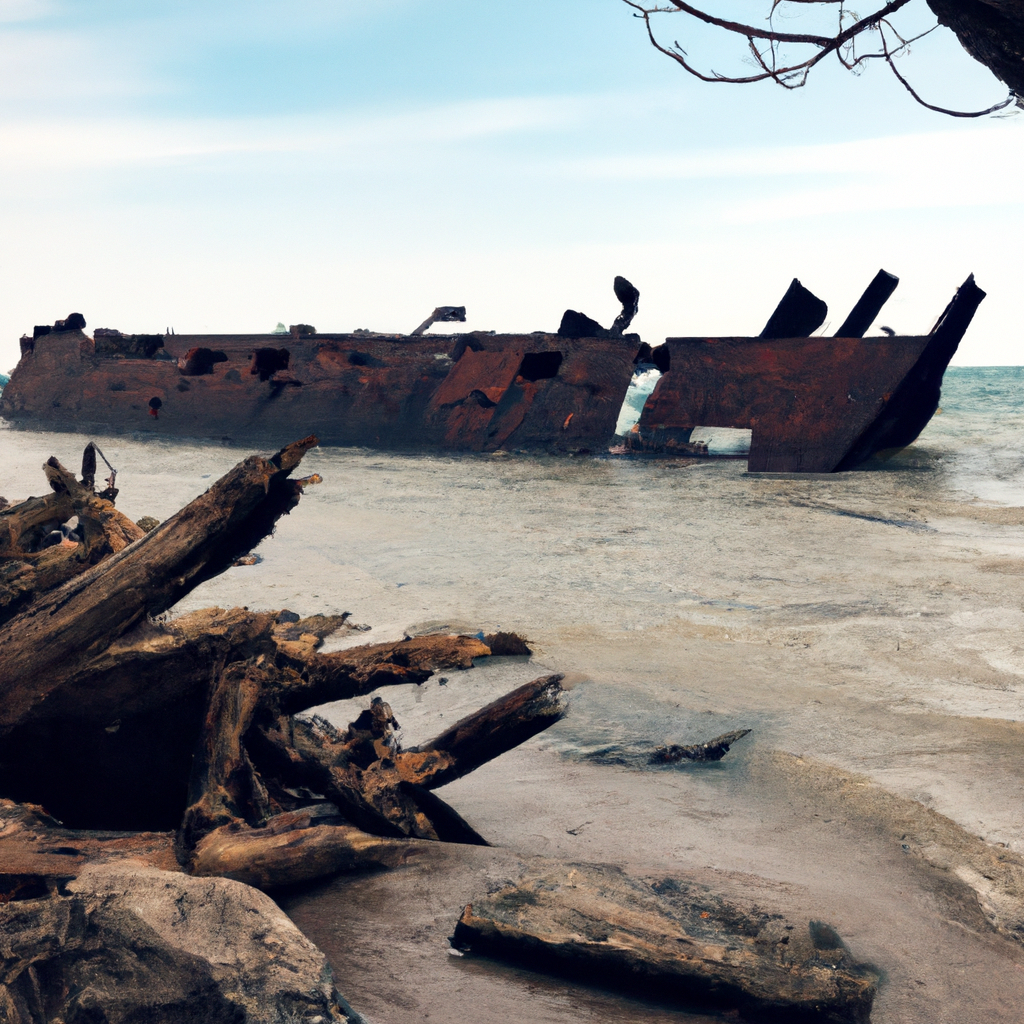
[910,366,1024,504]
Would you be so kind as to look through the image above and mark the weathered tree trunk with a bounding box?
[452,860,879,1024]
[0,799,179,896]
[276,632,491,712]
[928,0,1024,98]
[190,810,426,889]
[410,674,568,788]
[0,435,319,731]
[240,675,566,852]
[0,455,144,624]
[180,660,274,842]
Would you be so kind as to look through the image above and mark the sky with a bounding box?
[1,0,1022,373]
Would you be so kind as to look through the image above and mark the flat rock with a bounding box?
[0,863,361,1023]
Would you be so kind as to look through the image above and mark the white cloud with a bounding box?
[555,122,1024,221]
[563,123,1024,183]
[0,94,596,168]
[6,90,1022,224]
[0,26,159,103]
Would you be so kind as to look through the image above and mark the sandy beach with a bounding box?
[269,449,1024,1024]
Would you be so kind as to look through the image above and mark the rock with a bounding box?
[135,515,160,533]
[0,863,362,1023]
[451,860,879,1023]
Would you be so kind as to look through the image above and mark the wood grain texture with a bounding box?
[189,810,425,889]
[0,436,317,735]
[452,861,879,1023]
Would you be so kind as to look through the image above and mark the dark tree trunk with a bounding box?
[929,0,1024,97]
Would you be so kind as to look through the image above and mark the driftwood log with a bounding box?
[650,728,752,764]
[452,861,879,1024]
[0,450,144,623]
[0,438,566,895]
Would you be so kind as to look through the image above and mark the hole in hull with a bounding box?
[250,347,290,381]
[689,426,752,456]
[615,366,661,436]
[517,352,563,382]
[178,348,228,376]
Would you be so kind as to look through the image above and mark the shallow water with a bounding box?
[4,365,1024,1022]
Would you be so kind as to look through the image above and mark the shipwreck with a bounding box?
[0,271,985,472]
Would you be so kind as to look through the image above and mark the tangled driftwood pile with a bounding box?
[0,437,564,883]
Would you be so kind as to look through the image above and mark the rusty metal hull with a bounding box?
[0,275,983,470]
[636,274,984,473]
[637,334,934,473]
[0,331,639,453]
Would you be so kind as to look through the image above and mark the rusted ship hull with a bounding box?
[0,331,637,453]
[635,274,986,473]
[636,334,932,472]
[0,274,985,471]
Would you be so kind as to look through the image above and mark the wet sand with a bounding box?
[5,425,1024,1021]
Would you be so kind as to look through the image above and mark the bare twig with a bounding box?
[877,21,1016,116]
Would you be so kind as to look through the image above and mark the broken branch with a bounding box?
[411,674,567,788]
[650,728,752,764]
[190,809,426,889]
[0,436,318,738]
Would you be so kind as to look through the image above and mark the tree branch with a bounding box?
[624,0,1018,115]
[878,20,1016,114]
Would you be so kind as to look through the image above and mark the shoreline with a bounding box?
[5,421,1024,1021]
